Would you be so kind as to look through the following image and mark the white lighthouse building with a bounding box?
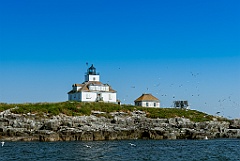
[68,64,117,103]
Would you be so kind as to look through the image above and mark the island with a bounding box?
[0,102,239,141]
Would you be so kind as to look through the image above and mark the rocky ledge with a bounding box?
[0,109,239,141]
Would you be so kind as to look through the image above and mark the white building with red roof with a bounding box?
[134,94,160,107]
[68,64,117,103]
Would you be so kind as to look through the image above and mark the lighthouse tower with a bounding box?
[85,64,100,82]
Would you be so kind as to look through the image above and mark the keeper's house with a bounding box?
[134,94,160,107]
[68,65,117,103]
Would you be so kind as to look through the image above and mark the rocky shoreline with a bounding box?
[0,109,240,141]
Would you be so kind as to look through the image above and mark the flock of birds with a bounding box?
[124,71,202,100]
[121,71,203,105]
[116,67,240,118]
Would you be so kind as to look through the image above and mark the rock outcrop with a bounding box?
[0,109,239,141]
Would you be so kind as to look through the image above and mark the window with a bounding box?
[86,94,91,99]
[109,94,112,100]
[146,103,149,107]
[154,103,156,107]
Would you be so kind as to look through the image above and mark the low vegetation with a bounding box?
[0,102,219,122]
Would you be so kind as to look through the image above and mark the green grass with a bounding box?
[0,101,219,122]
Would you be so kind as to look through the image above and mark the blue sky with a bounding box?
[0,0,240,118]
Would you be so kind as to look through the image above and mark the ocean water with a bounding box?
[0,139,239,161]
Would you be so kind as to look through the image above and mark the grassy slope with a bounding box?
[0,102,220,122]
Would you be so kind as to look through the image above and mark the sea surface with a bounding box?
[0,139,239,161]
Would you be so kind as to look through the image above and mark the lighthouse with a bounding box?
[68,64,117,103]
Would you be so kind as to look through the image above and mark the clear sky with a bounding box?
[0,0,240,118]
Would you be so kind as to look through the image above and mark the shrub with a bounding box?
[0,101,221,122]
